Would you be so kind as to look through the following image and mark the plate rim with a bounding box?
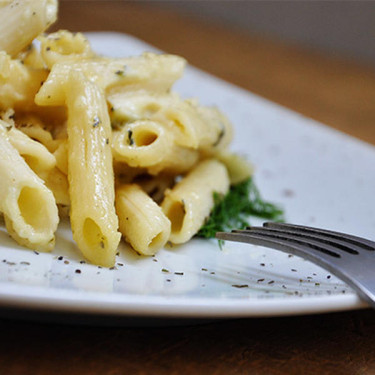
[0,282,367,318]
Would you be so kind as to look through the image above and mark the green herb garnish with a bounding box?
[197,177,284,241]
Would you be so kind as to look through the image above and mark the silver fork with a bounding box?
[216,222,375,308]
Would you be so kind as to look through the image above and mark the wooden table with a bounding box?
[2,2,375,374]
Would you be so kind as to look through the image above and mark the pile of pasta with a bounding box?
[0,0,252,267]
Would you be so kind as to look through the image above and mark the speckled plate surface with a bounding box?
[0,32,374,318]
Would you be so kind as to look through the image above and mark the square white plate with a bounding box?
[1,32,374,318]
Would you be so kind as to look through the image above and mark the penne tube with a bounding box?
[112,120,174,167]
[196,105,233,153]
[0,51,48,111]
[109,92,198,148]
[0,0,58,56]
[39,30,95,69]
[216,151,254,185]
[116,184,171,256]
[162,159,229,244]
[147,144,199,175]
[109,92,233,150]
[35,53,186,106]
[7,126,56,175]
[112,120,199,175]
[65,70,121,267]
[0,120,59,252]
[15,114,61,152]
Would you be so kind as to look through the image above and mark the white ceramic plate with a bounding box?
[1,32,374,318]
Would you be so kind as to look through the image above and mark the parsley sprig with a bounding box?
[197,177,284,239]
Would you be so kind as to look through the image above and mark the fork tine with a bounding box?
[215,231,344,270]
[234,227,363,256]
[264,222,375,251]
[216,224,375,309]
[217,230,343,259]
[215,229,375,308]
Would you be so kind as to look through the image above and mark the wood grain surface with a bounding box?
[2,2,375,374]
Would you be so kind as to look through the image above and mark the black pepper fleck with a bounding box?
[232,284,248,288]
[128,129,134,145]
[93,116,101,128]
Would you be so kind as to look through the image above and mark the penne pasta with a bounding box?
[0,0,57,56]
[112,119,199,175]
[15,114,61,152]
[64,70,121,267]
[109,92,198,148]
[39,30,95,69]
[162,159,230,244]
[109,92,232,150]
[116,184,171,256]
[0,51,48,111]
[216,151,254,184]
[35,53,186,106]
[0,0,246,264]
[7,125,56,175]
[196,105,233,153]
[0,120,59,252]
[112,120,174,167]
